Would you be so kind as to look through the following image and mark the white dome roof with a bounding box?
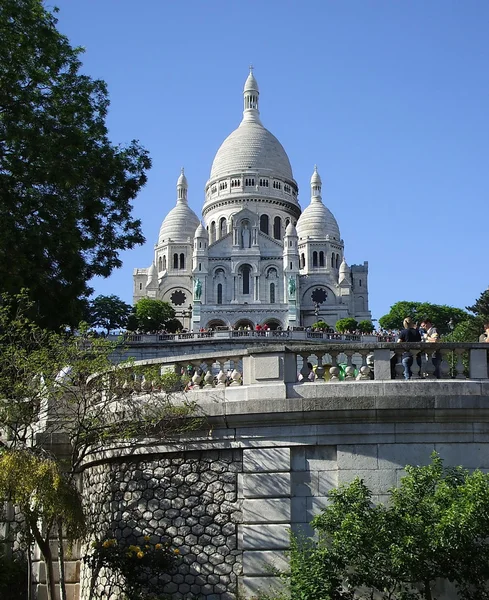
[194,222,208,238]
[285,221,297,236]
[158,201,200,245]
[210,121,294,181]
[296,198,341,241]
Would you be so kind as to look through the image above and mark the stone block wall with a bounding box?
[81,449,243,600]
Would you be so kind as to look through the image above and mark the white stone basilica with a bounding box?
[133,69,371,331]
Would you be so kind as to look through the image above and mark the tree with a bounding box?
[131,298,176,333]
[88,295,132,335]
[357,320,374,334]
[267,454,489,600]
[0,0,151,330]
[335,318,358,333]
[0,292,201,600]
[466,288,489,319]
[379,301,469,334]
[311,321,329,331]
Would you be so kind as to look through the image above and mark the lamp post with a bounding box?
[314,302,320,320]
[182,304,193,332]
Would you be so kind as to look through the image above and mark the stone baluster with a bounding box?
[357,366,371,380]
[410,350,421,379]
[203,370,214,387]
[439,349,451,379]
[422,351,436,378]
[393,349,404,379]
[215,360,227,388]
[230,367,242,386]
[454,349,466,379]
[299,354,311,382]
[314,353,326,382]
[344,366,356,381]
[328,351,340,381]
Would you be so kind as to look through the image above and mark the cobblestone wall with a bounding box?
[81,449,243,600]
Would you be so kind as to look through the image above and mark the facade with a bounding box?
[133,69,371,330]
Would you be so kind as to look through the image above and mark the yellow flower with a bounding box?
[173,549,180,554]
[145,545,150,549]
[144,535,150,542]
[155,544,162,550]
[128,545,139,552]
[137,551,144,559]
[102,540,111,548]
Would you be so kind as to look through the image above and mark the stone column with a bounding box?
[240,447,291,598]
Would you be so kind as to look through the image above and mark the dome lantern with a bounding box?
[177,167,188,202]
[243,65,261,124]
[310,164,322,198]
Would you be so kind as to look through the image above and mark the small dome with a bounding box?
[339,257,350,273]
[194,222,208,238]
[310,165,322,186]
[158,202,200,245]
[244,70,259,92]
[296,198,341,241]
[285,221,297,236]
[177,167,187,187]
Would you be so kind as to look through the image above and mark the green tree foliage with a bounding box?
[466,288,489,319]
[0,450,85,600]
[379,301,469,334]
[0,547,28,600]
[335,318,358,333]
[311,321,329,330]
[88,295,132,335]
[131,298,177,333]
[0,292,201,600]
[357,320,374,334]
[0,0,151,329]
[266,454,489,600]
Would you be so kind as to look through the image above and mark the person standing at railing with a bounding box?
[397,317,422,379]
[420,318,441,378]
[480,322,489,342]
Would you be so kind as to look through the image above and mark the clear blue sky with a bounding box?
[52,0,489,322]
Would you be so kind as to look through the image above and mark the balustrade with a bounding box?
[108,342,488,398]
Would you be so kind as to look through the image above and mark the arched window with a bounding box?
[210,221,216,244]
[179,253,185,269]
[199,263,202,271]
[285,218,290,227]
[300,253,305,269]
[217,283,223,305]
[270,283,275,304]
[260,214,269,235]
[163,255,167,270]
[313,251,318,267]
[267,267,278,278]
[336,254,339,269]
[158,256,162,271]
[359,279,362,287]
[139,282,142,291]
[242,265,250,294]
[173,253,178,269]
[273,216,281,240]
[319,251,324,267]
[220,217,227,238]
[331,253,335,268]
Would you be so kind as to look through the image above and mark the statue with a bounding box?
[288,276,296,297]
[194,278,202,300]
[241,223,250,248]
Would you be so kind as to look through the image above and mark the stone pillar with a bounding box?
[240,447,291,598]
[470,349,489,379]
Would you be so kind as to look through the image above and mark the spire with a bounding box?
[310,165,322,201]
[177,167,188,203]
[242,66,261,124]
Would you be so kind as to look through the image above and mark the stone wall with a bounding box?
[81,449,243,600]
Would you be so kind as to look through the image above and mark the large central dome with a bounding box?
[210,121,294,181]
[209,70,294,183]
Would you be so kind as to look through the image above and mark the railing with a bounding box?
[112,331,392,345]
[120,342,489,392]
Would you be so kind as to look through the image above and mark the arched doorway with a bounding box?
[207,319,227,330]
[262,319,282,331]
[234,319,254,330]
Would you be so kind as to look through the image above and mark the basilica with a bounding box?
[133,69,371,331]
